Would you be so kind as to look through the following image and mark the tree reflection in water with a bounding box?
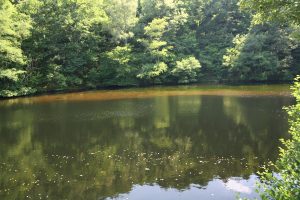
[0,89,293,199]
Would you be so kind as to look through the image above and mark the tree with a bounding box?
[0,0,299,97]
[139,0,178,21]
[240,0,300,25]
[137,62,168,81]
[20,0,109,90]
[0,0,33,97]
[103,0,138,43]
[196,0,251,80]
[105,45,138,86]
[223,23,297,81]
[171,56,201,83]
[137,17,173,83]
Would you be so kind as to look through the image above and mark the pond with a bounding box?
[0,84,294,200]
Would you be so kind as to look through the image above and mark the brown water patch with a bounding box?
[0,85,292,106]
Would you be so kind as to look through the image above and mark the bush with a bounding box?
[257,76,300,200]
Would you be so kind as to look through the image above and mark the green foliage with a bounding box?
[106,45,138,86]
[0,0,299,97]
[0,0,34,97]
[137,62,168,82]
[240,0,300,25]
[258,76,300,200]
[0,68,25,82]
[172,56,201,83]
[137,17,173,83]
[141,17,172,61]
[144,18,168,39]
[107,46,132,65]
[196,0,251,80]
[223,24,297,81]
[0,1,31,66]
[103,0,138,43]
[20,0,109,90]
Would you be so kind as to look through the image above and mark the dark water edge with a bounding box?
[0,85,295,200]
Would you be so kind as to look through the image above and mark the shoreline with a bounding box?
[0,81,293,100]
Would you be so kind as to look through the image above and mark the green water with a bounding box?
[0,84,294,200]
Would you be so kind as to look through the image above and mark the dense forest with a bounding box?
[1,0,300,97]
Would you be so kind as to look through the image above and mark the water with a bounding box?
[0,84,294,200]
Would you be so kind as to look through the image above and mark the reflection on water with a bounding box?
[0,85,294,200]
[108,176,257,200]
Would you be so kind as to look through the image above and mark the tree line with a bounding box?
[1,0,300,97]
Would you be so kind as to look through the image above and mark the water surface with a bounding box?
[0,84,294,199]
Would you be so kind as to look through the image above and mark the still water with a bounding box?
[0,85,294,200]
